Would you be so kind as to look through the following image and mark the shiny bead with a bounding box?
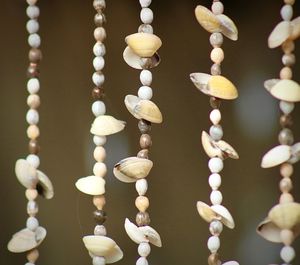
[279,193,294,204]
[140,8,153,24]
[94,13,106,26]
[210,109,221,125]
[211,64,221,75]
[212,1,224,15]
[93,162,107,177]
[26,109,39,125]
[27,200,38,216]
[28,33,41,48]
[26,5,39,19]
[29,140,40,154]
[93,0,106,11]
[140,134,152,149]
[138,120,151,133]
[92,87,105,100]
[137,149,149,159]
[138,86,153,100]
[26,217,39,231]
[210,48,224,64]
[94,27,106,42]
[136,179,148,196]
[93,146,106,162]
[209,125,223,141]
[26,19,39,34]
[280,163,293,178]
[278,128,294,145]
[92,71,105,87]
[210,190,223,205]
[94,225,107,236]
[93,256,106,265]
[27,125,40,139]
[93,195,106,210]
[136,257,148,265]
[280,114,293,128]
[208,253,221,265]
[93,56,105,71]
[138,24,153,34]
[26,189,38,200]
[210,33,223,48]
[135,196,150,212]
[93,210,107,225]
[93,42,106,56]
[29,48,42,63]
[281,4,293,21]
[280,178,293,193]
[139,0,152,7]
[207,236,220,253]
[209,220,223,236]
[210,97,221,109]
[136,212,150,226]
[27,63,39,78]
[209,173,221,190]
[27,94,40,109]
[92,100,106,116]
[27,78,40,94]
[26,154,40,168]
[208,158,224,173]
[280,101,295,115]
[282,53,295,66]
[140,70,152,86]
[280,67,292,80]
[138,242,151,257]
[280,246,295,263]
[27,249,39,263]
[93,135,107,146]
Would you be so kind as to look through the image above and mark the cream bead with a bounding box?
[94,27,106,42]
[140,8,153,24]
[93,146,106,162]
[281,4,293,21]
[135,196,150,212]
[136,179,148,196]
[280,67,292,80]
[208,158,224,173]
[138,242,151,257]
[209,109,221,125]
[140,70,153,86]
[280,229,294,246]
[27,249,39,263]
[26,154,40,168]
[26,19,39,34]
[279,193,294,203]
[210,190,223,205]
[212,1,224,15]
[280,246,295,263]
[93,162,107,177]
[93,135,107,146]
[207,236,220,253]
[26,109,39,125]
[280,163,293,178]
[25,189,38,200]
[27,78,40,94]
[27,94,40,109]
[209,173,222,190]
[210,48,224,64]
[93,195,106,210]
[27,125,40,139]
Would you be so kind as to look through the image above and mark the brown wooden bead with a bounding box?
[27,249,39,263]
[29,48,42,63]
[27,63,40,78]
[92,87,105,99]
[210,97,221,109]
[137,149,149,159]
[136,212,150,226]
[93,210,107,225]
[140,134,152,149]
[280,114,293,128]
[208,253,221,265]
[138,120,151,134]
[93,195,106,210]
[29,140,40,154]
[135,196,150,212]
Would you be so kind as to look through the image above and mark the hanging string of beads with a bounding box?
[7,0,54,264]
[190,1,240,265]
[257,1,300,264]
[75,1,125,265]
[113,0,163,265]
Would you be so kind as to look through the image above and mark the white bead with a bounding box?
[140,8,153,24]
[138,86,153,100]
[209,109,221,125]
[207,236,220,253]
[27,78,40,94]
[136,179,148,195]
[26,19,39,34]
[136,257,148,265]
[209,220,223,236]
[209,173,222,190]
[94,225,107,236]
[93,162,107,177]
[280,245,295,263]
[209,125,223,141]
[210,190,223,205]
[212,2,224,15]
[92,72,105,86]
[26,109,39,125]
[26,6,40,19]
[208,158,223,173]
[280,101,295,114]
[92,101,106,116]
[28,33,41,48]
[93,57,105,71]
[139,0,152,8]
[93,256,106,265]
[93,136,107,146]
[140,70,153,86]
[26,217,39,231]
[26,154,40,168]
[93,42,106,57]
[281,4,293,21]
[138,242,151,257]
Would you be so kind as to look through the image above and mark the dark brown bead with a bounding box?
[278,128,294,145]
[27,63,39,78]
[138,119,151,134]
[208,253,221,265]
[210,97,221,109]
[92,87,105,99]
[28,140,40,154]
[280,114,293,128]
[136,212,150,226]
[137,149,149,159]
[93,210,107,225]
[140,134,152,149]
[93,0,106,11]
[94,13,106,26]
[29,48,42,63]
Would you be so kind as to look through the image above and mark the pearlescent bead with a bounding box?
[280,178,293,193]
[27,200,38,216]
[280,101,295,115]
[282,53,295,66]
[28,33,41,48]
[93,135,107,146]
[27,125,40,139]
[138,86,153,100]
[26,19,39,34]
[26,109,39,125]
[209,173,221,190]
[136,179,148,196]
[207,236,220,253]
[209,109,221,125]
[280,163,293,178]
[26,6,40,19]
[94,225,107,236]
[139,0,152,7]
[208,158,224,173]
[27,78,40,94]
[27,94,40,109]
[94,13,106,26]
[93,42,106,57]
[25,189,38,200]
[93,56,105,71]
[140,70,152,86]
[138,242,151,257]
[26,217,39,231]
[93,256,106,265]
[280,67,292,80]
[280,246,295,263]
[26,154,40,168]
[94,146,106,162]
[210,48,224,64]
[212,2,224,15]
[210,190,223,205]
[210,33,223,48]
[138,24,153,34]
[93,162,107,177]
[209,220,223,236]
[278,128,294,145]
[92,101,106,116]
[136,257,149,265]
[140,8,153,24]
[94,27,106,42]
[209,125,223,141]
[92,72,105,87]
[27,249,39,263]
[281,4,293,21]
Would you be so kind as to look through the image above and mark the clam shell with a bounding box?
[289,142,300,164]
[217,14,238,41]
[268,21,291,48]
[36,170,54,199]
[90,115,126,136]
[83,235,123,264]
[7,227,46,253]
[190,73,211,93]
[208,75,238,100]
[123,46,160,70]
[139,225,162,247]
[261,145,291,168]
[195,5,221,33]
[217,140,239,159]
[124,95,163,123]
[124,218,148,244]
[257,219,282,243]
[264,79,280,92]
[290,16,300,40]
[125,33,162,57]
[268,202,300,230]
[75,176,105,195]
[269,79,300,102]
[113,157,153,183]
[15,159,38,189]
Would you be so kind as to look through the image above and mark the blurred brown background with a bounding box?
[0,0,300,264]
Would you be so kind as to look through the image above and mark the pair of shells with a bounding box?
[125,95,163,124]
[195,5,238,41]
[202,131,239,160]
[257,202,300,243]
[268,17,300,48]
[114,157,153,183]
[124,33,162,70]
[91,115,126,137]
[83,235,123,264]
[75,175,105,196]
[7,227,46,253]
[15,159,54,199]
[196,201,235,229]
[124,218,162,247]
[190,73,238,100]
[261,143,300,168]
[264,79,300,103]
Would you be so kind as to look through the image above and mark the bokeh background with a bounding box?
[0,0,300,264]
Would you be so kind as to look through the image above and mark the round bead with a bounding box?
[93,162,107,177]
[136,212,150,226]
[26,109,39,125]
[93,56,105,71]
[29,140,40,154]
[210,48,224,64]
[212,1,224,15]
[29,48,42,63]
[208,253,221,265]
[136,179,148,196]
[209,220,223,236]
[94,146,106,162]
[93,195,106,210]
[280,114,293,128]
[26,217,39,231]
[140,8,153,24]
[26,19,39,34]
[135,196,150,212]
[138,242,151,257]
[138,120,151,133]
[208,173,222,190]
[26,5,40,19]
[282,40,295,53]
[282,53,295,66]
[92,101,106,116]
[26,189,38,200]
[210,33,223,48]
[209,109,221,125]
[27,200,38,216]
[281,4,293,21]
[93,42,106,57]
[280,101,295,115]
[211,64,221,76]
[93,135,107,146]
[207,236,220,253]
[208,158,223,173]
[28,33,41,48]
[137,149,149,159]
[93,0,106,11]
[209,125,223,141]
[26,154,40,168]
[280,163,293,178]
[280,246,295,263]
[27,95,40,109]
[280,67,292,80]
[210,190,223,205]
[278,128,294,145]
[94,225,107,236]
[138,24,153,34]
[94,13,106,26]
[27,125,40,139]
[27,78,40,94]
[139,0,152,7]
[93,256,106,265]
[94,27,106,42]
[92,72,105,87]
[279,193,294,204]
[280,178,293,193]
[140,134,152,149]
[27,249,39,263]
[92,87,105,100]
[280,229,294,246]
[140,70,152,86]
[136,257,149,265]
[93,210,107,225]
[138,86,153,100]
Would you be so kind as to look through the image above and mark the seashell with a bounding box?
[36,170,54,199]
[190,72,212,93]
[289,142,300,164]
[217,14,238,41]
[261,145,291,168]
[75,176,105,195]
[114,157,153,183]
[290,16,300,41]
[195,5,221,33]
[125,33,162,57]
[83,235,123,264]
[269,79,300,102]
[7,226,46,253]
[123,46,160,70]
[196,201,235,229]
[124,95,163,123]
[268,202,300,230]
[268,21,291,48]
[139,225,162,247]
[90,115,126,136]
[15,159,38,189]
[257,218,282,243]
[264,79,280,92]
[222,262,239,265]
